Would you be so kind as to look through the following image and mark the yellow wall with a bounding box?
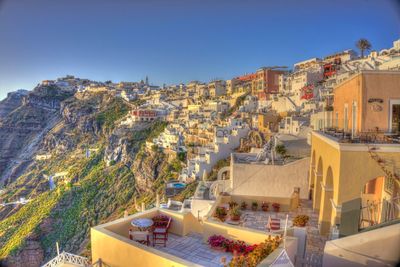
[203,219,280,245]
[91,227,195,267]
[310,131,400,235]
[91,209,203,267]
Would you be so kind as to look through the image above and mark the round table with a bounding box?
[131,218,154,231]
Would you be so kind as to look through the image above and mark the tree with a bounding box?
[356,39,372,58]
[275,144,287,157]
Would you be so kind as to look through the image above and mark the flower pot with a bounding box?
[230,215,241,221]
[218,216,226,222]
[273,207,280,212]
[294,221,307,227]
[210,246,225,252]
[262,206,269,212]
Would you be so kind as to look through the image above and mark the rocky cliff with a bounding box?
[0,85,74,186]
[0,85,187,267]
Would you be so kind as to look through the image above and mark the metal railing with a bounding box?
[41,251,90,267]
[359,196,400,229]
[320,128,400,144]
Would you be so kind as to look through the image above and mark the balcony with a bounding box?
[317,129,400,145]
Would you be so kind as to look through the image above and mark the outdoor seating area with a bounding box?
[129,214,173,247]
[92,206,296,267]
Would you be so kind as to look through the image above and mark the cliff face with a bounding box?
[0,86,182,267]
[0,90,28,119]
[0,85,73,186]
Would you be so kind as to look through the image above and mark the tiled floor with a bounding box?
[236,200,327,259]
[155,233,232,267]
[149,200,325,267]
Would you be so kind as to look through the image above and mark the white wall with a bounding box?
[231,157,310,199]
[190,199,215,219]
[323,223,400,267]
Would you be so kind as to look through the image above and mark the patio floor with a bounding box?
[155,233,232,267]
[235,200,327,259]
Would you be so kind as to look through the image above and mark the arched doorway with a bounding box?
[313,157,323,211]
[319,166,334,235]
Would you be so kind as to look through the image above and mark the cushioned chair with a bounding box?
[153,217,172,247]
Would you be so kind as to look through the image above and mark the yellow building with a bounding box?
[309,71,400,236]
[257,113,281,139]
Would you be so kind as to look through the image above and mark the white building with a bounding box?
[180,118,250,182]
[279,116,308,136]
[152,125,185,152]
[120,90,137,101]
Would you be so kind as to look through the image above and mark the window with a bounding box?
[389,100,400,133]
[352,101,357,138]
[344,104,349,132]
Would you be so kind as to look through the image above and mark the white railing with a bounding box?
[41,251,90,267]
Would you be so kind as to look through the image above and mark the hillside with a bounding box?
[0,87,191,266]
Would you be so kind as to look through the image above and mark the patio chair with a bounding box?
[129,229,150,246]
[153,217,172,247]
[266,217,281,232]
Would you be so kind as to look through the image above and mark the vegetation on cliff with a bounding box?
[0,116,192,264]
[0,87,196,264]
[95,98,128,132]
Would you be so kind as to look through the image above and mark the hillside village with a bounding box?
[0,39,399,267]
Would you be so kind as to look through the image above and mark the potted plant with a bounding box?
[261,201,269,212]
[293,215,310,227]
[240,201,248,210]
[272,203,280,212]
[229,201,238,209]
[208,235,227,251]
[229,206,242,221]
[214,206,227,221]
[152,214,170,227]
[251,201,258,211]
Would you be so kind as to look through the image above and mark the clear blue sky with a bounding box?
[0,0,399,100]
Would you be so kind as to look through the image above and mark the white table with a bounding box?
[131,218,154,231]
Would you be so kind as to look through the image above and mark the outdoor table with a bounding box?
[131,218,154,231]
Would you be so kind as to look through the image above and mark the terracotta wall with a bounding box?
[333,71,400,133]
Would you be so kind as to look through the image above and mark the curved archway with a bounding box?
[313,156,323,211]
[319,166,334,235]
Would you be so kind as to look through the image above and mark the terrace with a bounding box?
[91,207,295,267]
[205,194,327,265]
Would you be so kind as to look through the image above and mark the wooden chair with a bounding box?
[129,229,150,246]
[266,217,281,232]
[153,217,172,247]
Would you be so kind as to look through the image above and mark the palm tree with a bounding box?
[356,39,372,58]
